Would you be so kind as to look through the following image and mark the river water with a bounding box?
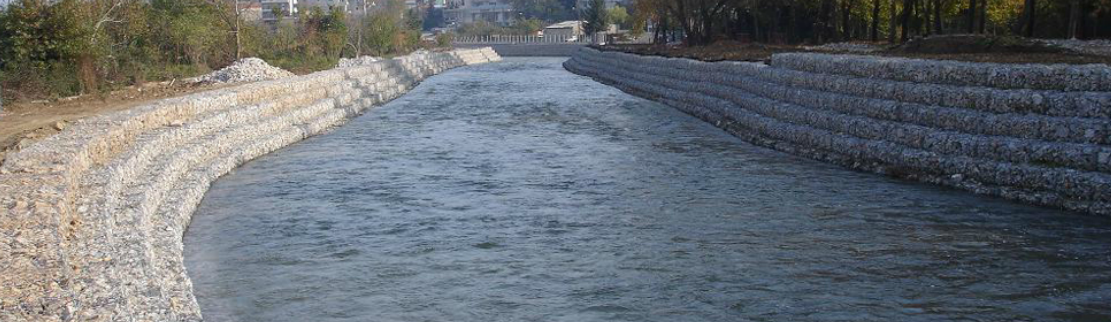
[184,58,1111,322]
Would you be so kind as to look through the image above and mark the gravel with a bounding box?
[191,57,295,84]
[337,55,384,68]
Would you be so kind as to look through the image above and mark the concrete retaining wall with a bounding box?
[0,48,501,321]
[457,43,586,57]
[565,47,1111,216]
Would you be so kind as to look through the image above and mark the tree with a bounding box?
[581,0,608,34]
[609,5,630,29]
[208,0,247,60]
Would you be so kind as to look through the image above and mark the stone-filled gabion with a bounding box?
[771,52,1111,92]
[190,57,295,84]
[565,47,1111,217]
[0,47,501,322]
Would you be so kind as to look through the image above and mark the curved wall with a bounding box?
[0,48,501,321]
[565,47,1111,216]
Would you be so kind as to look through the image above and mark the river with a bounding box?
[184,57,1111,322]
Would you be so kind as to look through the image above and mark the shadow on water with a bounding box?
[184,58,1111,322]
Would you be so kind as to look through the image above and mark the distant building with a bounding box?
[444,0,516,26]
[300,0,352,13]
[543,21,583,38]
[261,0,298,22]
[347,0,381,16]
[239,1,264,22]
[575,0,627,9]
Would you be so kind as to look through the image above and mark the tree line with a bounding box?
[625,0,1111,46]
[0,0,430,102]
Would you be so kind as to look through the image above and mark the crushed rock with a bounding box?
[190,58,294,84]
[337,56,384,68]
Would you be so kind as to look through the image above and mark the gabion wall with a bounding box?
[0,48,501,322]
[565,47,1111,217]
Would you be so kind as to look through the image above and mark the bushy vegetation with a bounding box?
[0,0,431,102]
[625,0,1111,46]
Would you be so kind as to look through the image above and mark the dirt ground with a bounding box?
[0,81,225,165]
[601,36,1111,65]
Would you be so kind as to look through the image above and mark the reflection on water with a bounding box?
[184,58,1111,322]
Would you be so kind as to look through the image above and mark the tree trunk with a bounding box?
[1068,0,1081,39]
[978,0,986,33]
[933,0,942,34]
[871,0,881,41]
[819,0,835,42]
[752,8,761,42]
[968,0,976,33]
[788,4,798,43]
[900,0,914,42]
[919,0,928,35]
[234,17,241,60]
[841,0,854,40]
[888,0,898,42]
[1023,0,1035,37]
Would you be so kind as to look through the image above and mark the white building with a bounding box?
[261,0,298,22]
[299,0,352,12]
[543,21,583,38]
[444,0,516,26]
[575,0,627,10]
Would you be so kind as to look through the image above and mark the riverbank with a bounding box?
[0,48,501,321]
[0,81,234,167]
[565,47,1111,216]
[599,36,1111,64]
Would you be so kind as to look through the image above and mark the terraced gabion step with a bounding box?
[61,69,391,316]
[0,48,501,322]
[573,52,1111,175]
[67,60,421,320]
[566,47,1111,216]
[585,53,1111,146]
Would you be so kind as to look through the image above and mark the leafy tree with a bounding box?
[581,0,608,34]
[608,5,630,29]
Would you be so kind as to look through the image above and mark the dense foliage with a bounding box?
[0,0,429,102]
[627,0,1111,46]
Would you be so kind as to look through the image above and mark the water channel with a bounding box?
[184,57,1111,322]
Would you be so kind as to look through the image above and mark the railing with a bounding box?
[453,34,596,45]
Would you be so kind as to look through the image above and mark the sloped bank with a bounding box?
[0,48,501,321]
[565,47,1111,216]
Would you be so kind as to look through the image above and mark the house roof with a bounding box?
[544,21,582,30]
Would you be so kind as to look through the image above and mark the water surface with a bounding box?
[185,58,1111,322]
